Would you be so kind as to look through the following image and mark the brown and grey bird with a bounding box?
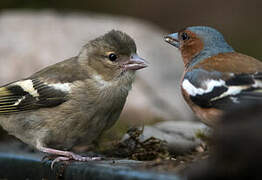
[0,30,147,167]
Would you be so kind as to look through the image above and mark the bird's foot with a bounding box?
[50,152,101,169]
[51,156,70,169]
[37,144,101,169]
[67,152,101,161]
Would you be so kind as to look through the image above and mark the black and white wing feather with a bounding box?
[182,68,262,110]
[0,78,69,114]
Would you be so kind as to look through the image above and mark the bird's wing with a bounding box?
[0,57,90,115]
[182,68,262,110]
[0,78,69,114]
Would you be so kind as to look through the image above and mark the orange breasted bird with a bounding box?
[165,26,262,126]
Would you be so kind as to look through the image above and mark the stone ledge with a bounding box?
[0,153,181,180]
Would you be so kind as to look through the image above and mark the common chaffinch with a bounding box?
[0,30,147,167]
[164,26,262,126]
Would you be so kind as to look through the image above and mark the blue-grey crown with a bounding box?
[187,26,234,66]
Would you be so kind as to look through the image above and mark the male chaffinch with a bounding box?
[164,26,262,126]
[0,30,147,167]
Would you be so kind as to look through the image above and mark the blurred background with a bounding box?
[1,0,262,57]
[0,0,261,153]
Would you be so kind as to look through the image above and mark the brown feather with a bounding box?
[190,52,262,74]
[180,30,204,66]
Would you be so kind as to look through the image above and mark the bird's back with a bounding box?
[191,52,262,74]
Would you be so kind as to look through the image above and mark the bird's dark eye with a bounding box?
[108,53,117,61]
[181,32,190,41]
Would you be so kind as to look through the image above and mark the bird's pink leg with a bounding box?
[36,142,101,169]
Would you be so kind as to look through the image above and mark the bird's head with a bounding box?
[78,30,147,83]
[164,26,234,67]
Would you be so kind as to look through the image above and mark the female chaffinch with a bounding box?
[165,26,262,126]
[0,30,147,168]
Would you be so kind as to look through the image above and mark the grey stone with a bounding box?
[123,121,210,153]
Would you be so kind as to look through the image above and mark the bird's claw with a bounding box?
[69,153,101,161]
[50,152,102,169]
[51,156,70,169]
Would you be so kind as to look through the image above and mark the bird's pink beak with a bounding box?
[123,54,148,71]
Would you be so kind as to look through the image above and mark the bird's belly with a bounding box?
[0,86,128,150]
[41,97,125,150]
[0,105,118,150]
[191,105,222,126]
[181,87,222,126]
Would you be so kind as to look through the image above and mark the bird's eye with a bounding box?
[181,32,190,41]
[108,53,117,61]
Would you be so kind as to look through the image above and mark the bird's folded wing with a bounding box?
[182,68,262,110]
[0,78,69,114]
